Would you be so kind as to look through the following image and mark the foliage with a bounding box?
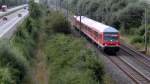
[45,11,71,34]
[12,18,38,60]
[29,0,43,19]
[43,9,106,84]
[57,0,150,31]
[0,1,108,83]
[0,1,45,84]
[45,34,104,84]
[131,35,143,44]
[12,1,44,60]
[0,41,28,84]
[57,0,150,45]
[0,67,13,84]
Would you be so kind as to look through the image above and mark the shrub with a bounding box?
[29,0,43,19]
[13,18,38,60]
[137,25,145,36]
[0,67,14,84]
[131,35,143,43]
[45,34,104,84]
[45,12,71,34]
[0,41,29,84]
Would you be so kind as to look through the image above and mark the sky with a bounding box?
[34,0,39,3]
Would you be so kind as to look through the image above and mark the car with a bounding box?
[1,5,7,12]
[3,17,7,21]
[72,16,120,53]
[24,7,26,9]
[18,14,22,17]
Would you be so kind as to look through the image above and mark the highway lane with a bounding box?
[0,9,27,26]
[0,9,29,38]
[0,4,28,17]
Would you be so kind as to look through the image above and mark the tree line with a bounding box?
[49,0,150,47]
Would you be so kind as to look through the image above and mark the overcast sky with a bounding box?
[34,0,39,3]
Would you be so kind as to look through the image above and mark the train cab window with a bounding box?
[104,32,118,42]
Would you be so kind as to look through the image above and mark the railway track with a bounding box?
[89,40,150,83]
[107,55,150,84]
[120,44,150,68]
[103,43,150,84]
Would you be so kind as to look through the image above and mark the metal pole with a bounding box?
[56,0,57,11]
[59,0,61,11]
[67,0,68,20]
[80,8,82,36]
[144,8,147,53]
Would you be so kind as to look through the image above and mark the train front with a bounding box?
[103,28,120,53]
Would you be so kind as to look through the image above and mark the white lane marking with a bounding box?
[0,11,29,38]
[0,9,26,26]
[0,4,28,16]
[0,17,18,32]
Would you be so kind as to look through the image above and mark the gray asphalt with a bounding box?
[0,9,29,39]
[0,4,28,17]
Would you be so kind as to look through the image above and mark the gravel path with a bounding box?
[31,34,49,84]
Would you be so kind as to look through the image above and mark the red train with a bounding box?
[72,16,120,53]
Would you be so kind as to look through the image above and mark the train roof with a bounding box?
[74,16,119,33]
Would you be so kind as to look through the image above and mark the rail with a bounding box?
[107,55,150,84]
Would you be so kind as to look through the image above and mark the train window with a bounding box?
[104,32,118,42]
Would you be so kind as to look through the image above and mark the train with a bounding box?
[72,16,120,53]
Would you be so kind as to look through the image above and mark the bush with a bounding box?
[12,1,44,60]
[13,17,38,60]
[29,0,43,19]
[45,34,104,84]
[131,35,143,43]
[0,41,28,84]
[45,12,71,34]
[0,67,16,84]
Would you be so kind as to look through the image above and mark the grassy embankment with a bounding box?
[0,1,113,84]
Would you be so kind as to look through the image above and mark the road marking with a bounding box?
[0,11,28,38]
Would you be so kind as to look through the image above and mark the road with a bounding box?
[0,8,29,39]
[0,4,28,17]
[0,9,26,25]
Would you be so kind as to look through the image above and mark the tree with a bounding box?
[29,0,42,19]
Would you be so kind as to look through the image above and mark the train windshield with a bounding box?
[104,32,118,42]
